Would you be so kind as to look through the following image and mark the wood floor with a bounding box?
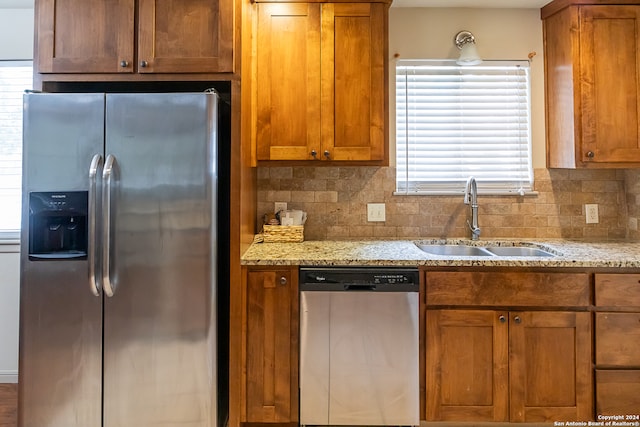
[0,384,17,427]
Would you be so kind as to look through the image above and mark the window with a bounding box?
[395,60,532,195]
[0,60,32,238]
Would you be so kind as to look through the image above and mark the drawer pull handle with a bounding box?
[499,315,506,323]
[514,315,522,324]
[279,276,287,286]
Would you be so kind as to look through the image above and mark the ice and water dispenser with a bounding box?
[28,191,88,260]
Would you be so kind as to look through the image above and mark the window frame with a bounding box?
[394,59,533,196]
[0,59,33,241]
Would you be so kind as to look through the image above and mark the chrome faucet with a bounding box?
[464,176,481,240]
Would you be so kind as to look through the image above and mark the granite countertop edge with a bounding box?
[240,238,640,268]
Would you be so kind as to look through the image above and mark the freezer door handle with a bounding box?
[88,154,103,296]
[102,154,117,297]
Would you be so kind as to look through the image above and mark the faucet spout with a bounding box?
[464,176,481,240]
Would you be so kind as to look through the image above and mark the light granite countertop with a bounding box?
[241,238,640,268]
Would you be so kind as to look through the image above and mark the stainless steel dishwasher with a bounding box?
[299,267,420,426]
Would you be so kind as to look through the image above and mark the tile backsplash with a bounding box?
[625,169,640,240]
[257,167,630,241]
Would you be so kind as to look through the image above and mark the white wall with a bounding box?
[0,8,33,59]
[389,7,546,168]
[0,6,33,383]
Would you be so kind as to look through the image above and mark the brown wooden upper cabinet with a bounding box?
[35,0,233,74]
[253,1,389,163]
[542,1,640,168]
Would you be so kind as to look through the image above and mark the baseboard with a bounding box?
[0,372,18,384]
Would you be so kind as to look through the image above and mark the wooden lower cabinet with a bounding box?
[426,309,592,422]
[594,273,640,416]
[244,267,299,424]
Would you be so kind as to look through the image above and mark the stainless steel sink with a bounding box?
[484,246,556,257]
[415,244,493,256]
[414,242,559,257]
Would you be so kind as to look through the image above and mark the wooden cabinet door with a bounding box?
[36,0,135,73]
[245,269,298,423]
[425,310,509,422]
[321,2,385,161]
[137,0,234,73]
[255,3,321,161]
[254,2,387,163]
[580,6,640,164]
[509,311,592,422]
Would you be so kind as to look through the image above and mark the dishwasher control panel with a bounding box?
[299,267,419,292]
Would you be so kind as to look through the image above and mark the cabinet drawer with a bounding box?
[425,272,590,307]
[596,370,640,415]
[595,312,640,367]
[595,274,640,307]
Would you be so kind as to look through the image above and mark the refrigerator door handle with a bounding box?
[102,154,117,297]
[89,154,103,296]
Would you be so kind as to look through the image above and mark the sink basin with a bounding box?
[415,242,559,257]
[484,246,556,257]
[415,244,493,256]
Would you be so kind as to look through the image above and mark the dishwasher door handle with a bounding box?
[344,284,376,291]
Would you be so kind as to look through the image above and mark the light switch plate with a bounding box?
[367,203,386,222]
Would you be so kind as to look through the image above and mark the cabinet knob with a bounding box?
[120,60,129,68]
[140,60,148,68]
[499,315,507,323]
[586,151,595,159]
[279,276,287,286]
[324,150,330,160]
[513,315,522,324]
[311,150,318,159]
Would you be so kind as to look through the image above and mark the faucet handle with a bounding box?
[466,220,481,240]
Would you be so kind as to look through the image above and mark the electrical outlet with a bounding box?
[585,204,599,224]
[367,203,386,222]
[274,202,287,213]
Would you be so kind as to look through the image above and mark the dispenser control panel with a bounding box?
[28,191,88,260]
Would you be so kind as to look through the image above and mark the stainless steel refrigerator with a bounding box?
[19,91,229,427]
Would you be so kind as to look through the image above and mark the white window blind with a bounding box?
[0,61,32,237]
[396,60,532,195]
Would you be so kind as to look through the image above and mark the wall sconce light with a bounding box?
[454,30,482,66]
